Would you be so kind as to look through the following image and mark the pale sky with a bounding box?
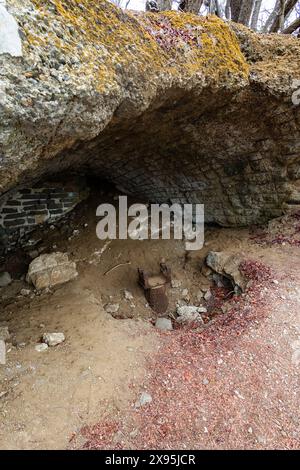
[122,0,276,12]
[115,0,296,27]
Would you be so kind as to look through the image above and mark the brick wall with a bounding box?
[0,181,88,248]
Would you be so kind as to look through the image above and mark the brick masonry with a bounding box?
[0,181,89,247]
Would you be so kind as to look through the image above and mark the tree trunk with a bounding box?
[238,0,255,26]
[269,0,298,32]
[157,0,172,10]
[225,0,231,19]
[185,0,204,14]
[250,0,262,30]
[231,0,246,22]
[282,16,300,33]
[279,0,287,31]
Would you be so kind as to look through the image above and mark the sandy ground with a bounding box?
[0,193,300,449]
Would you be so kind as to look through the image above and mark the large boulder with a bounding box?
[26,252,78,289]
[206,251,247,293]
[0,0,299,228]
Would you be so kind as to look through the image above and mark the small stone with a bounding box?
[201,265,212,277]
[204,290,212,301]
[176,305,206,324]
[155,318,173,331]
[105,303,120,314]
[0,340,6,365]
[202,378,209,385]
[196,290,204,301]
[35,343,48,352]
[0,326,10,342]
[181,288,189,299]
[29,250,39,259]
[20,289,31,297]
[135,392,152,408]
[0,272,12,288]
[42,332,65,347]
[272,280,279,285]
[124,290,134,301]
[171,280,182,289]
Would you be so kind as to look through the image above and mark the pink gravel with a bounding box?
[78,256,300,450]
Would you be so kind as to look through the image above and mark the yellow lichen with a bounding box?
[22,1,249,92]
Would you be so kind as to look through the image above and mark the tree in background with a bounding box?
[111,0,300,35]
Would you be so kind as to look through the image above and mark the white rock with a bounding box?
[171,280,182,289]
[124,290,134,301]
[26,252,78,289]
[0,340,6,365]
[181,288,189,300]
[20,289,31,297]
[42,333,65,347]
[155,318,173,331]
[204,290,212,301]
[135,392,152,408]
[176,305,206,324]
[0,3,23,57]
[0,271,12,287]
[35,343,48,352]
[0,326,10,341]
[105,303,120,314]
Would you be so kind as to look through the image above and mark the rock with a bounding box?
[0,271,12,287]
[171,280,182,289]
[181,288,189,300]
[0,0,299,233]
[20,288,31,296]
[0,340,6,365]
[42,333,65,347]
[35,343,48,352]
[105,303,120,314]
[135,392,152,408]
[196,290,204,301]
[155,317,173,331]
[206,251,247,293]
[0,326,10,341]
[29,250,39,260]
[124,290,134,301]
[26,253,78,290]
[204,290,212,301]
[176,306,206,324]
[201,266,213,278]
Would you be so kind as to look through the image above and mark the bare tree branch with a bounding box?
[282,15,300,33]
[251,0,263,30]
